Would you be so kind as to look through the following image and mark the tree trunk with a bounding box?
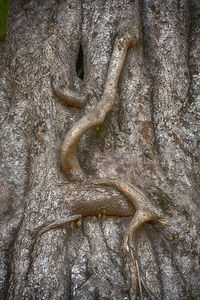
[0,0,199,299]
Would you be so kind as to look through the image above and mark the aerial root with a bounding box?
[123,213,163,300]
[31,214,82,238]
[123,227,143,300]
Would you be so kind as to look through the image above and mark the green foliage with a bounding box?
[0,0,10,39]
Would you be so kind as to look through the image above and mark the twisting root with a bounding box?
[53,20,170,299]
[55,21,135,181]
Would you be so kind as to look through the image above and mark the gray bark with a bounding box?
[0,0,199,299]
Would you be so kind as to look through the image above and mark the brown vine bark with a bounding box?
[0,0,199,300]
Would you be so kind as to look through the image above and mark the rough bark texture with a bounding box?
[0,0,199,299]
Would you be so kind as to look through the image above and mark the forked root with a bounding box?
[95,178,170,300]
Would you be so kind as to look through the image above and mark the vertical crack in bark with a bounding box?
[76,45,84,80]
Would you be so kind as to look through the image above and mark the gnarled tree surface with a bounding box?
[0,0,199,299]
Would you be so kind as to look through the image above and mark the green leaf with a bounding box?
[0,0,10,39]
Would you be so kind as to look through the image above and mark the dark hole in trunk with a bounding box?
[76,45,84,80]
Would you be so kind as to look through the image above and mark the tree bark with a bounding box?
[0,0,199,299]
